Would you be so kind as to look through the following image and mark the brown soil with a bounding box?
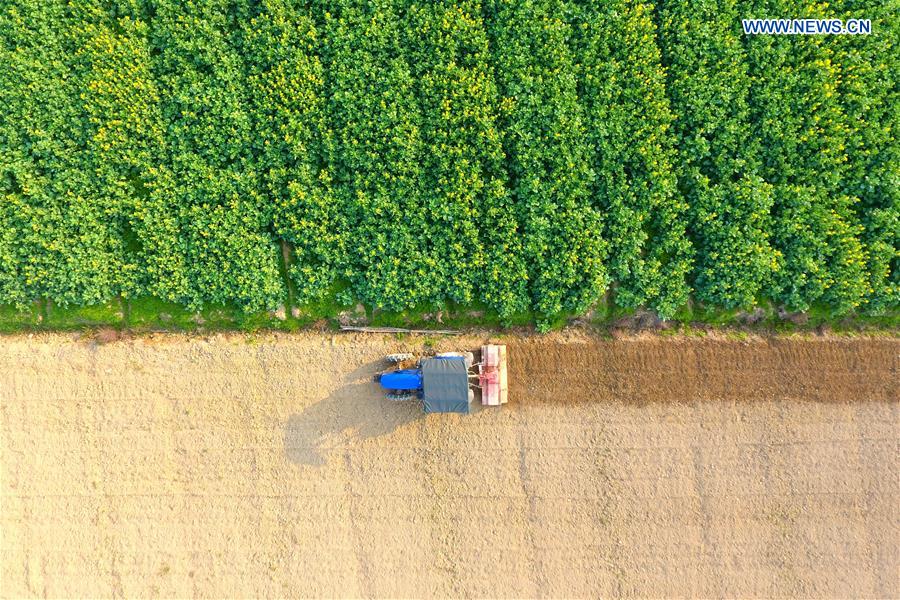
[1,332,897,598]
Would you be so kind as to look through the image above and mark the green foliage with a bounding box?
[242,0,345,303]
[401,0,528,318]
[314,0,438,311]
[0,1,132,307]
[831,0,899,313]
[0,0,896,323]
[745,0,868,313]
[485,0,607,322]
[655,0,778,308]
[146,0,284,311]
[72,1,179,301]
[567,0,691,318]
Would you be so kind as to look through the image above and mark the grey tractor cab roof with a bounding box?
[421,357,470,414]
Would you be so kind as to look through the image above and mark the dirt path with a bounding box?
[1,332,897,598]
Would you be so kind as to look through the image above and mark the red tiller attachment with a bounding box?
[478,344,508,406]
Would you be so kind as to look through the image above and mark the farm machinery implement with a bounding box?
[375,345,508,414]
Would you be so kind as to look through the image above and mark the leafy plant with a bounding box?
[655,0,778,309]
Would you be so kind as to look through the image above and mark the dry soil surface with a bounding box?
[1,332,898,598]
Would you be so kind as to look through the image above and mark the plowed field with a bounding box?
[1,332,897,598]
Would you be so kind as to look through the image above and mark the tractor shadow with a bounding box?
[283,359,425,466]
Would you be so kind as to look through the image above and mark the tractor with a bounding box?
[375,345,508,414]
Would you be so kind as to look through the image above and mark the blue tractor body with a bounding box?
[377,356,471,413]
[378,369,422,390]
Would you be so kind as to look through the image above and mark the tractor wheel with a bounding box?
[386,391,416,402]
[386,353,414,363]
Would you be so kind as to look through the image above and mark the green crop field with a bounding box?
[1,0,896,330]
